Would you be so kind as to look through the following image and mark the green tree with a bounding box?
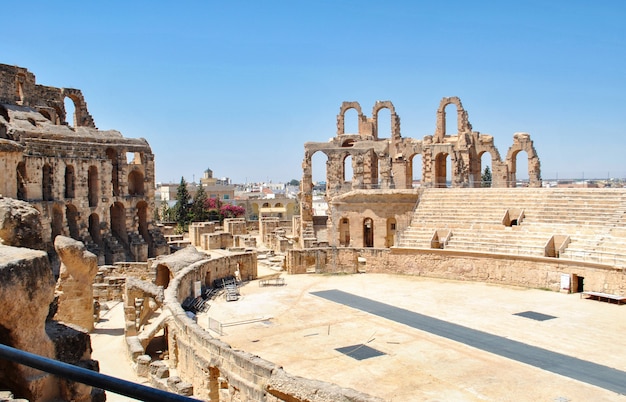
[288,179,300,186]
[481,166,492,188]
[191,185,209,222]
[174,176,192,231]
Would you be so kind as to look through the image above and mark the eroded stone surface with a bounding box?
[0,196,43,249]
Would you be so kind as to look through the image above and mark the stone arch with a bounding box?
[64,165,75,198]
[110,202,127,244]
[66,204,80,240]
[51,204,64,241]
[16,162,27,201]
[434,96,472,142]
[434,152,450,188]
[477,151,493,187]
[106,148,120,196]
[42,163,53,201]
[505,133,541,188]
[89,213,102,246]
[63,96,76,127]
[128,170,145,196]
[339,217,350,247]
[363,218,374,248]
[336,102,363,135]
[372,101,400,139]
[88,165,98,207]
[343,153,353,185]
[386,217,397,248]
[61,89,96,128]
[409,152,423,188]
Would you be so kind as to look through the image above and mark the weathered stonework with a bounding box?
[54,236,99,331]
[299,98,541,248]
[0,64,168,270]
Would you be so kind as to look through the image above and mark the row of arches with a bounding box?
[48,200,150,254]
[16,157,145,203]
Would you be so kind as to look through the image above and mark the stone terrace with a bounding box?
[397,188,626,267]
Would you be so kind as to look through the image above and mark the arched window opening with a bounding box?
[339,217,350,247]
[89,213,102,246]
[51,205,64,241]
[343,108,359,134]
[444,104,457,137]
[106,148,120,196]
[88,166,98,207]
[128,170,145,196]
[363,218,374,248]
[386,218,397,248]
[343,155,353,185]
[64,97,76,127]
[434,153,450,188]
[64,165,75,198]
[513,150,529,187]
[42,163,53,201]
[311,151,327,192]
[376,108,391,139]
[16,162,27,201]
[66,204,80,240]
[480,152,493,188]
[411,154,423,188]
[110,202,127,244]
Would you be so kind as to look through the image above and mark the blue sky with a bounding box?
[3,1,625,184]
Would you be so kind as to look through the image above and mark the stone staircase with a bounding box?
[396,187,626,266]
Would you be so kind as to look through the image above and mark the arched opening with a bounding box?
[376,108,391,139]
[411,153,423,188]
[66,204,80,240]
[128,170,145,196]
[155,264,171,288]
[343,155,353,186]
[386,218,397,248]
[64,165,75,198]
[137,201,153,257]
[42,163,53,201]
[106,148,120,196]
[339,217,350,247]
[64,96,76,127]
[434,153,449,188]
[126,152,143,165]
[444,104,457,136]
[89,213,102,246]
[16,162,27,201]
[363,218,374,248]
[512,150,529,187]
[343,108,359,134]
[110,202,127,244]
[51,204,64,241]
[480,152,493,188]
[88,166,98,207]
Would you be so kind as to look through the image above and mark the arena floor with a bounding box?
[198,267,626,402]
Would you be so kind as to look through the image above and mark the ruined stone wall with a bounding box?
[163,257,381,402]
[299,98,542,246]
[0,63,167,269]
[286,248,626,294]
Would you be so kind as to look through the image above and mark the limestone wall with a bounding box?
[287,248,626,295]
[163,257,381,402]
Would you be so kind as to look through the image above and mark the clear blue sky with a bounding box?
[3,1,625,183]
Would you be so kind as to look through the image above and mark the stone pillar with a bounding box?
[54,236,98,331]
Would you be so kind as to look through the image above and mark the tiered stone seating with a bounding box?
[396,188,626,267]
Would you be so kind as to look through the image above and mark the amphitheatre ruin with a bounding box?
[1,63,626,401]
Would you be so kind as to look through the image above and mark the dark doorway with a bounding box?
[363,218,374,248]
[577,276,584,293]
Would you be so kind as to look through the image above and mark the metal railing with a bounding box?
[0,343,199,402]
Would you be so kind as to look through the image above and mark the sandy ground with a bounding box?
[91,262,626,401]
[91,301,151,402]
